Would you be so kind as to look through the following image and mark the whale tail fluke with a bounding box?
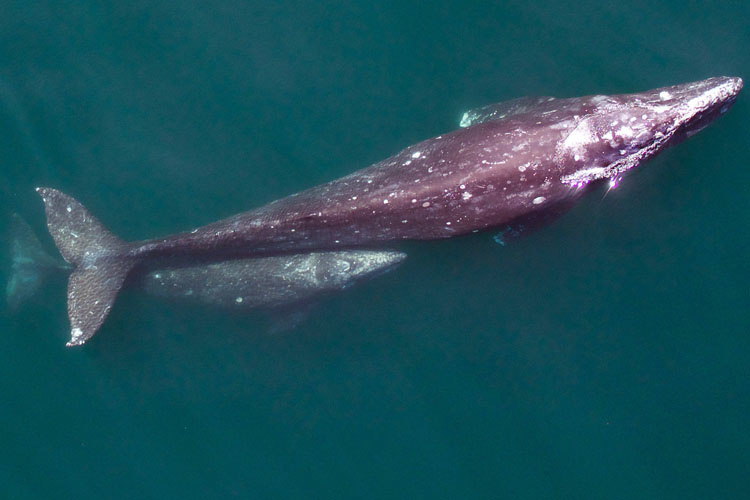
[36,188,136,346]
[5,213,69,310]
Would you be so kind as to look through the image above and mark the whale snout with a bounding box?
[671,76,743,139]
[559,76,743,186]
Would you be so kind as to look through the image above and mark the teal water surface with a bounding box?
[1,1,749,498]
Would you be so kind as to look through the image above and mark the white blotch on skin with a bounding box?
[533,196,546,205]
[618,126,634,138]
[563,119,597,155]
[412,151,422,159]
[383,199,389,204]
[66,206,72,213]
[462,192,473,200]
[550,120,574,130]
[659,91,672,100]
[422,202,430,208]
[236,297,243,303]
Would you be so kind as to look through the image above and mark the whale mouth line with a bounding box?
[560,128,674,187]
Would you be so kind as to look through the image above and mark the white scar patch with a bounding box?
[70,327,83,342]
[617,125,634,138]
[562,119,597,157]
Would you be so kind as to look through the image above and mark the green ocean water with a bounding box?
[1,1,748,498]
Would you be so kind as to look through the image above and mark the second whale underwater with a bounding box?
[6,214,405,323]
[34,76,743,345]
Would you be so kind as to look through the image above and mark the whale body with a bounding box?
[36,77,743,346]
[138,249,405,310]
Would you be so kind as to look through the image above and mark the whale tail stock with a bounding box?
[36,187,135,347]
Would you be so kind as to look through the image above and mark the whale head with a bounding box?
[556,76,743,187]
[314,249,407,288]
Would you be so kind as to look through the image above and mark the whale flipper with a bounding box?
[6,213,69,309]
[36,188,135,346]
[459,96,554,127]
[267,304,315,335]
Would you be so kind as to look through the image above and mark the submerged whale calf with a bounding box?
[138,250,404,310]
[37,77,742,346]
[6,215,404,322]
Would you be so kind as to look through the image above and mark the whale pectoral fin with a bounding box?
[66,260,133,346]
[266,304,315,335]
[492,224,527,246]
[460,96,555,127]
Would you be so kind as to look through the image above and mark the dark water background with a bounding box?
[1,1,748,498]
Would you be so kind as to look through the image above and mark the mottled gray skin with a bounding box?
[36,77,743,346]
[131,77,742,259]
[139,250,405,310]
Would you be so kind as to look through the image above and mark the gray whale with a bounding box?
[36,77,743,346]
[138,249,404,310]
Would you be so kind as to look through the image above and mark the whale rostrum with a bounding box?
[36,77,743,346]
